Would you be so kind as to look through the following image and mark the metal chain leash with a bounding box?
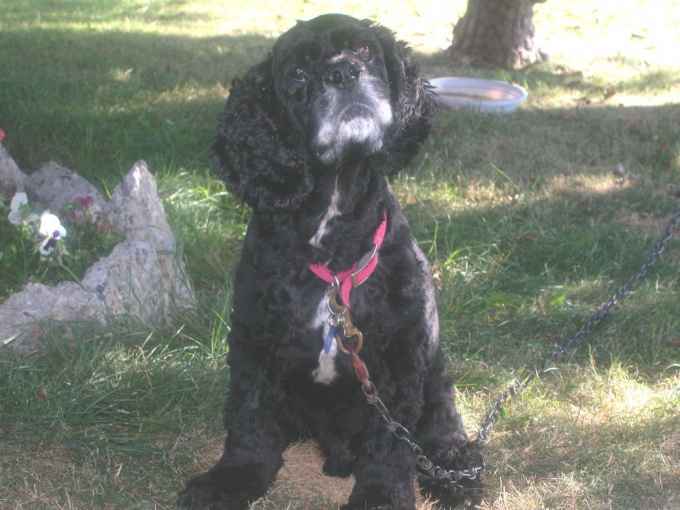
[365,388,485,484]
[348,346,484,484]
[476,201,680,444]
[326,285,483,484]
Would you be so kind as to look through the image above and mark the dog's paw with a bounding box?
[341,488,416,510]
[341,503,410,510]
[322,456,354,478]
[455,440,485,472]
[418,441,485,509]
[177,471,249,510]
[420,477,483,510]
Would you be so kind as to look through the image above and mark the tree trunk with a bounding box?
[449,0,546,69]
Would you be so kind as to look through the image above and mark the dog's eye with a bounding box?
[291,68,309,83]
[355,44,372,61]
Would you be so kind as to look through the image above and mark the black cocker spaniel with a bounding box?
[178,13,482,510]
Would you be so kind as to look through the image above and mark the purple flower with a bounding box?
[71,195,101,222]
[73,195,95,208]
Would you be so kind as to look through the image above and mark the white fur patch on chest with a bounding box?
[310,292,339,384]
[312,335,339,384]
[309,184,341,248]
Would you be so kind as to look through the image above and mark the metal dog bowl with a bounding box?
[429,77,528,114]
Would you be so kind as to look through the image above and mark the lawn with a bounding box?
[1,0,679,509]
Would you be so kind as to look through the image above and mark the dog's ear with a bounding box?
[370,23,438,174]
[211,58,313,212]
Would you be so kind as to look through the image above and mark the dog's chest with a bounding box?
[305,185,344,384]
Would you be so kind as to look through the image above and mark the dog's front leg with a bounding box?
[341,363,423,510]
[178,365,288,510]
[342,426,417,510]
[415,348,484,508]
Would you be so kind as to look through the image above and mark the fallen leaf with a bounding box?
[37,388,49,404]
[625,118,645,130]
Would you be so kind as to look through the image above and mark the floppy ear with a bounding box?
[370,24,438,174]
[211,58,313,212]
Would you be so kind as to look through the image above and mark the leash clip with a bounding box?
[325,285,363,354]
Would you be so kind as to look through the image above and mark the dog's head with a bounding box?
[212,14,436,212]
[271,14,395,164]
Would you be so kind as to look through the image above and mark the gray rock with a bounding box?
[0,142,26,200]
[24,161,109,217]
[103,161,195,317]
[82,241,165,323]
[0,282,106,352]
[107,160,174,249]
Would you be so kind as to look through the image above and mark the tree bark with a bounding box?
[449,0,546,69]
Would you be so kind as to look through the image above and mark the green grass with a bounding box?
[1,0,679,509]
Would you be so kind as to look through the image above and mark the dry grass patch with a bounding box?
[475,364,680,510]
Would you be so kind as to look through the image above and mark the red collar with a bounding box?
[309,211,387,308]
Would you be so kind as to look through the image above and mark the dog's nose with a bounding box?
[325,61,361,89]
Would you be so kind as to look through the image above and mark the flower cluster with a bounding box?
[69,194,103,223]
[1,130,124,301]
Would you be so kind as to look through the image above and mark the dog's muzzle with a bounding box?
[313,60,393,163]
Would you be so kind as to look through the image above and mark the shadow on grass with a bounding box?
[1,26,679,179]
[0,28,273,179]
[403,140,679,368]
[417,51,680,95]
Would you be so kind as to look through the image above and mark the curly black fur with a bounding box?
[178,14,482,510]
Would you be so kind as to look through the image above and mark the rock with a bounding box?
[103,161,195,317]
[82,241,166,323]
[24,161,109,217]
[1,159,196,351]
[0,142,26,200]
[108,160,175,249]
[0,282,106,352]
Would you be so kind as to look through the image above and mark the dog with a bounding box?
[178,13,482,510]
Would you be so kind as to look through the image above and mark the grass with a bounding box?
[1,0,679,508]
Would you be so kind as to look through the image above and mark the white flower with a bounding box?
[38,212,67,238]
[38,212,67,256]
[7,192,28,225]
